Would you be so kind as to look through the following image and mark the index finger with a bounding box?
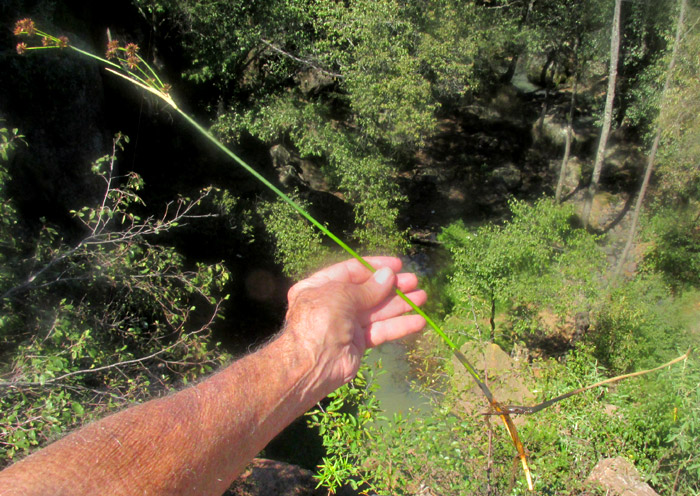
[326,256,403,282]
[287,256,403,303]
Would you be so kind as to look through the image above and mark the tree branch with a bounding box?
[0,301,222,391]
[260,39,344,79]
[485,348,693,416]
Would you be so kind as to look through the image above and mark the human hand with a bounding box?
[283,257,427,395]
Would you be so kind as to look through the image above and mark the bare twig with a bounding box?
[485,349,693,416]
[260,39,344,79]
[468,295,484,339]
[0,301,222,391]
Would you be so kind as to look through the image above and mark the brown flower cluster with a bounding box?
[124,43,140,69]
[105,40,141,69]
[13,18,69,55]
[13,18,36,36]
[106,40,120,60]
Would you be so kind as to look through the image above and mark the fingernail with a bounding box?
[374,267,392,284]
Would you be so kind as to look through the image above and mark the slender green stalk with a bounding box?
[172,105,491,386]
[13,21,531,490]
[70,46,123,71]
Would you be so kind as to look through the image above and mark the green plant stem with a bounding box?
[22,30,487,387]
[18,30,524,486]
[70,46,123,72]
[173,108,490,388]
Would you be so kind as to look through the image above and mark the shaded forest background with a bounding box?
[1,0,699,494]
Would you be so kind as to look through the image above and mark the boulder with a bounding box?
[451,342,535,424]
[297,68,336,96]
[298,158,330,192]
[585,457,659,496]
[491,163,522,191]
[270,144,296,186]
[269,144,329,191]
[533,114,568,149]
[550,156,583,196]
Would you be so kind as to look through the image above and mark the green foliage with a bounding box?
[140,0,312,93]
[591,274,691,374]
[157,0,528,260]
[661,362,700,493]
[518,345,699,495]
[407,0,508,99]
[0,133,230,464]
[516,346,623,494]
[622,2,700,204]
[309,193,696,494]
[308,355,512,495]
[641,207,700,289]
[623,40,667,136]
[525,0,611,81]
[307,362,382,493]
[654,5,700,205]
[440,198,605,341]
[0,124,24,291]
[258,196,330,279]
[312,338,698,495]
[313,0,438,148]
[214,95,408,255]
[617,0,678,124]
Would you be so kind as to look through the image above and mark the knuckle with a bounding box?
[286,281,355,324]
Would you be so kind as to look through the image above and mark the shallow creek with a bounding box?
[365,341,433,421]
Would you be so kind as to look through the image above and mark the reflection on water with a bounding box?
[366,341,433,420]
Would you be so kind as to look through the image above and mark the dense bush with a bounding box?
[0,130,230,464]
[258,196,330,279]
[309,198,698,495]
[591,274,691,373]
[642,207,700,289]
[439,198,605,344]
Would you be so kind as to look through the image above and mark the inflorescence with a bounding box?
[14,18,172,100]
[14,18,68,54]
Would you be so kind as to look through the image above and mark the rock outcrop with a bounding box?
[451,341,535,424]
[584,457,659,496]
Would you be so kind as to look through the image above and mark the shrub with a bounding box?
[439,198,605,343]
[591,274,690,373]
[0,132,230,464]
[642,207,700,289]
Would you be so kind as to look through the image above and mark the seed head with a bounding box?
[14,18,36,36]
[16,42,27,55]
[126,56,139,69]
[125,43,139,58]
[106,40,120,60]
[42,36,51,47]
[57,36,69,48]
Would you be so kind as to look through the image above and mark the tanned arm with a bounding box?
[0,257,426,496]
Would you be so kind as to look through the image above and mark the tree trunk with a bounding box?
[536,87,549,136]
[581,0,623,229]
[556,77,578,202]
[489,292,496,343]
[539,51,555,87]
[502,0,536,83]
[614,0,687,280]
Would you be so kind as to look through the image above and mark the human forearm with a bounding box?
[0,257,426,496]
[0,332,319,496]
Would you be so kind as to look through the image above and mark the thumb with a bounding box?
[353,267,396,310]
